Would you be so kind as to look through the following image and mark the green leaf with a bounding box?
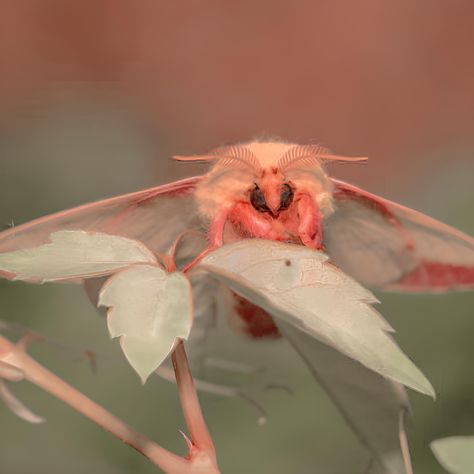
[0,230,157,282]
[99,265,193,383]
[431,436,474,474]
[278,321,411,474]
[200,239,434,397]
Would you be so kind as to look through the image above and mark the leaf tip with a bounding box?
[412,375,436,399]
[422,374,436,399]
[138,372,150,385]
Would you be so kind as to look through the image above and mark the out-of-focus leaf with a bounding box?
[99,265,192,383]
[0,361,24,382]
[184,272,231,372]
[0,230,157,282]
[278,321,411,474]
[431,436,474,474]
[0,380,45,424]
[200,239,434,397]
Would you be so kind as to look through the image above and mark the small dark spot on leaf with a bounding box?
[285,259,291,267]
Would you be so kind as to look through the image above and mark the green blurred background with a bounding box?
[0,2,473,473]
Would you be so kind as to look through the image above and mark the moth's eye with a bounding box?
[250,186,270,213]
[279,183,294,210]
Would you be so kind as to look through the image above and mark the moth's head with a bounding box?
[235,141,293,216]
[249,167,289,216]
[175,140,366,220]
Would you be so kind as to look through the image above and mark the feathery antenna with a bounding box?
[278,144,367,171]
[174,145,261,172]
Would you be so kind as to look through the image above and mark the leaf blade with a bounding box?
[99,265,193,383]
[278,321,411,474]
[431,436,474,474]
[0,230,157,282]
[200,239,434,397]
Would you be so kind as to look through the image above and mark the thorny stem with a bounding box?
[172,341,217,456]
[0,334,220,474]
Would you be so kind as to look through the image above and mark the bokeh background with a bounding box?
[0,1,473,473]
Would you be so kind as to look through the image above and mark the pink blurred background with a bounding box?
[1,1,473,183]
[0,3,473,474]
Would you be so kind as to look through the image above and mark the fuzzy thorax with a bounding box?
[193,140,335,222]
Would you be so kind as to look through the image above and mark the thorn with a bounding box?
[179,429,194,457]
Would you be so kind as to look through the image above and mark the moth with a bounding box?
[1,139,473,338]
[1,139,472,472]
[2,139,473,285]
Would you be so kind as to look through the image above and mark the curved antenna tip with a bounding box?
[320,154,369,163]
[173,155,217,163]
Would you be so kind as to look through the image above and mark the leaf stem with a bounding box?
[172,340,217,458]
[399,408,413,474]
[0,334,200,473]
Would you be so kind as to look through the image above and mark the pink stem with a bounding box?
[0,335,191,473]
[399,409,413,474]
[172,341,217,458]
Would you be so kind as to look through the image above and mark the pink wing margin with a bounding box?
[324,179,474,292]
[0,176,204,277]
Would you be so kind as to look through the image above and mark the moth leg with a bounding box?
[297,193,323,250]
[228,202,279,240]
[208,202,283,246]
[208,208,229,247]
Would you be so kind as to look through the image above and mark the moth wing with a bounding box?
[324,179,474,291]
[0,176,203,256]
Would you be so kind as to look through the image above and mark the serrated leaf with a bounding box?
[278,321,411,474]
[99,265,193,383]
[431,436,474,474]
[200,239,434,397]
[0,230,157,282]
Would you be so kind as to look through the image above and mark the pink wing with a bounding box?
[324,179,474,291]
[0,176,203,256]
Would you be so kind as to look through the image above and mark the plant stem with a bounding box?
[0,334,214,473]
[399,408,413,474]
[172,340,217,457]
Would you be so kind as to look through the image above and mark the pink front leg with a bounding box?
[208,207,229,247]
[208,202,279,247]
[228,202,279,239]
[296,193,323,249]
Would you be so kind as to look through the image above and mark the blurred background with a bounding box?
[0,1,473,473]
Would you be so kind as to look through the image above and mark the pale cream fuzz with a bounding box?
[194,140,335,220]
